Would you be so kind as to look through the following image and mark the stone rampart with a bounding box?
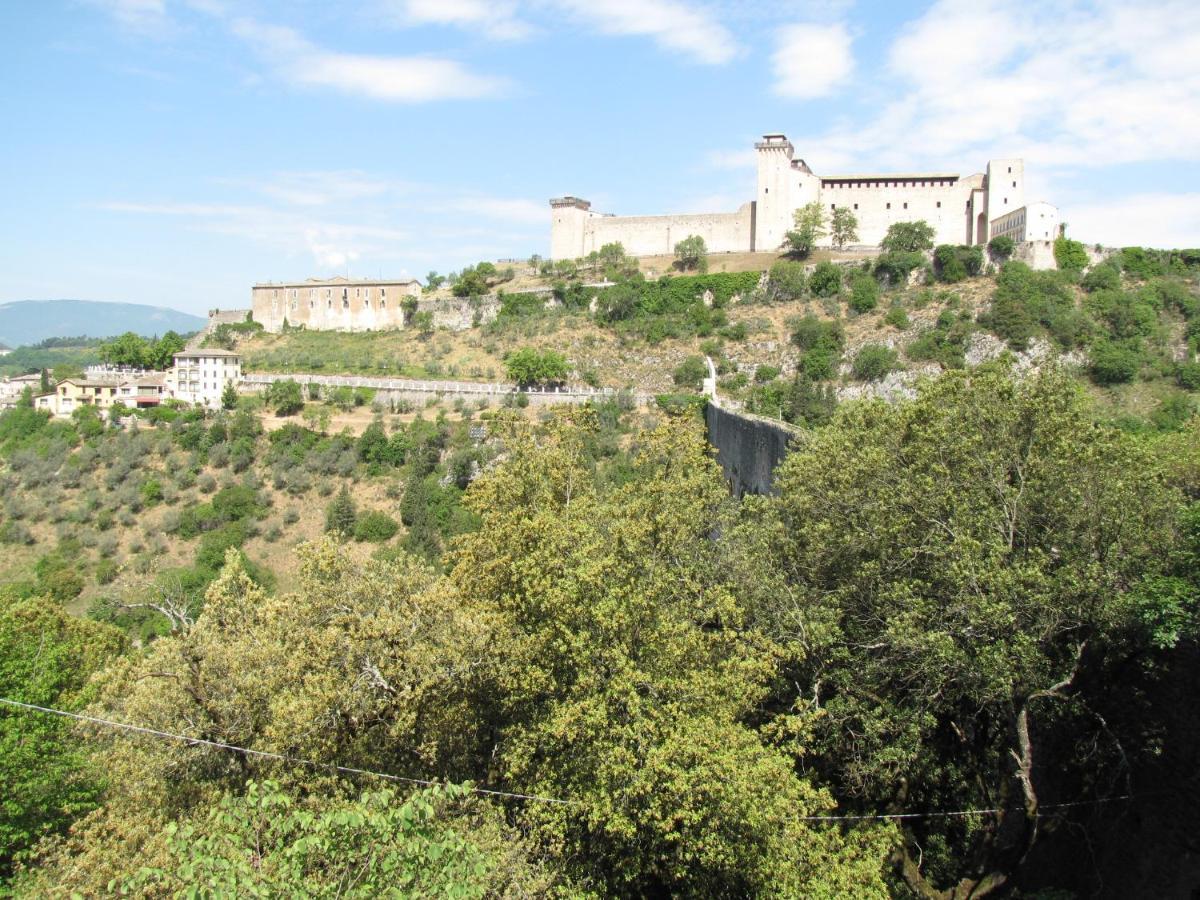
[704,402,798,497]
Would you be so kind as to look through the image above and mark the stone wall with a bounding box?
[253,281,420,333]
[704,402,797,497]
[581,203,756,258]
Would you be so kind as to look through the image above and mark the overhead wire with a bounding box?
[1,696,1139,822]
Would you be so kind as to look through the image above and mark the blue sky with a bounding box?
[2,0,1198,315]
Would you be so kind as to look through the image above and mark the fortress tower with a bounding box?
[549,134,1056,265]
[754,134,819,253]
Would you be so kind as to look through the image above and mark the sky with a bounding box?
[2,0,1199,315]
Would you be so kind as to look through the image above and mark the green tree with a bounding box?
[148,331,186,370]
[504,347,569,387]
[674,235,708,272]
[413,311,435,336]
[830,206,859,249]
[785,202,826,257]
[880,220,936,253]
[98,332,150,368]
[449,417,894,895]
[265,379,304,416]
[0,593,124,881]
[220,380,239,410]
[324,485,358,535]
[124,781,513,898]
[424,271,446,292]
[743,369,1186,897]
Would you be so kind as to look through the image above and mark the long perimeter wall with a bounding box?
[581,203,755,258]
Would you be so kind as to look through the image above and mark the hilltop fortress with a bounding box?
[551,133,1060,263]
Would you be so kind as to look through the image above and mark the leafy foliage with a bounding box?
[673,234,708,272]
[503,347,569,386]
[785,202,826,257]
[880,220,935,253]
[0,593,124,880]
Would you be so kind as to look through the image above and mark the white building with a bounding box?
[0,373,44,408]
[551,133,1060,266]
[167,349,242,409]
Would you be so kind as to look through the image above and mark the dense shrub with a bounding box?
[1088,341,1141,385]
[353,510,399,543]
[790,315,844,352]
[1054,237,1089,272]
[933,245,983,283]
[809,262,843,298]
[851,344,900,381]
[800,347,840,380]
[672,356,708,391]
[1178,362,1200,391]
[872,251,926,286]
[883,305,910,329]
[766,261,807,301]
[987,235,1015,262]
[906,310,972,369]
[980,262,1080,350]
[848,274,879,313]
[1081,262,1121,293]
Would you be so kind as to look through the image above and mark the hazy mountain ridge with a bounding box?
[0,300,204,347]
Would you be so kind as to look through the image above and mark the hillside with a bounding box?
[0,299,204,348]
[226,244,1200,430]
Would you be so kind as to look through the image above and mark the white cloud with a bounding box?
[385,0,533,40]
[449,196,548,225]
[1065,193,1200,249]
[230,17,508,102]
[89,0,171,35]
[250,172,399,207]
[771,22,854,99]
[99,179,548,270]
[703,148,756,170]
[549,0,737,65]
[791,0,1200,174]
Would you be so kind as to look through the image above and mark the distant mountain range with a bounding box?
[0,300,206,348]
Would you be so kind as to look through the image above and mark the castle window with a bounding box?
[1008,166,1012,173]
[380,298,386,308]
[1012,181,1016,188]
[853,204,858,210]
[830,204,836,210]
[886,203,891,210]
[903,202,908,209]
[936,201,941,208]
[1004,198,1008,205]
